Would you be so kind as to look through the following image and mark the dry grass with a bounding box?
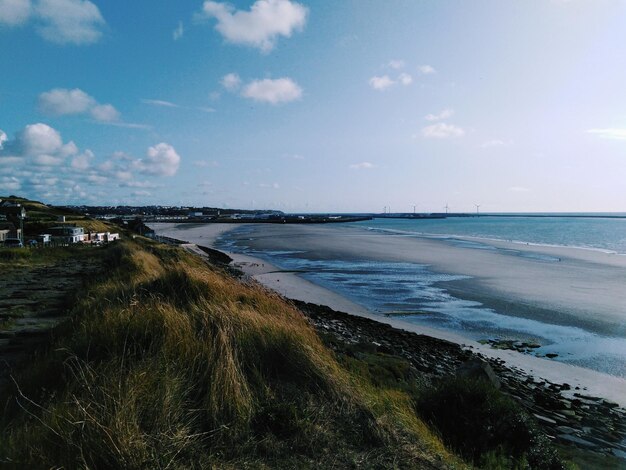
[0,239,463,469]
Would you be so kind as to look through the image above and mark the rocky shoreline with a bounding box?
[291,300,626,462]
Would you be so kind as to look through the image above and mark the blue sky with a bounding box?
[1,0,626,212]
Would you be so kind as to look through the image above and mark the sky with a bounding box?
[1,0,626,213]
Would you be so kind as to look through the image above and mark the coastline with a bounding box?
[150,222,626,408]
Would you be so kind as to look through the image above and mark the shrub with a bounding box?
[417,376,565,469]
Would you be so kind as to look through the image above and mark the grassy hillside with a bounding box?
[1,195,115,235]
[1,238,469,469]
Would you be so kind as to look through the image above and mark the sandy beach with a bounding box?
[151,222,626,407]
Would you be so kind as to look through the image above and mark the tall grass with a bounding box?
[1,240,460,468]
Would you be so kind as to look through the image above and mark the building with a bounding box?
[83,231,120,244]
[48,226,85,244]
[0,222,21,242]
[38,234,52,244]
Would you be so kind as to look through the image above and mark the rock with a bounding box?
[556,425,576,434]
[533,414,558,425]
[558,434,597,448]
[545,353,559,359]
[455,358,501,389]
[602,400,619,409]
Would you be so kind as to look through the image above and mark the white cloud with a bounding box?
[199,0,308,52]
[0,123,79,166]
[142,99,180,108]
[241,77,302,104]
[70,149,94,170]
[0,0,31,26]
[221,72,241,91]
[369,75,395,91]
[349,162,375,170]
[369,72,412,90]
[418,64,436,75]
[586,128,626,140]
[0,130,7,148]
[132,190,151,197]
[421,123,465,139]
[425,108,454,121]
[35,0,105,45]
[173,20,184,40]
[90,103,119,122]
[38,88,94,115]
[398,73,413,85]
[18,123,64,156]
[137,143,181,177]
[38,88,119,122]
[388,59,405,70]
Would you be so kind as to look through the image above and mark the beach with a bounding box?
[151,222,626,407]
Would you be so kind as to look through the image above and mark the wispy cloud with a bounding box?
[369,73,412,91]
[425,108,454,121]
[586,128,626,140]
[172,20,184,40]
[193,160,219,168]
[142,99,215,113]
[142,99,180,108]
[99,121,152,130]
[349,162,375,169]
[418,64,436,75]
[221,72,242,91]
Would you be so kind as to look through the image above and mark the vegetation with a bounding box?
[417,377,566,469]
[0,239,464,468]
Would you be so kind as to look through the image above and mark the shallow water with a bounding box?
[216,220,626,378]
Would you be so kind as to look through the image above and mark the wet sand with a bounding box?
[151,222,626,406]
[223,223,626,336]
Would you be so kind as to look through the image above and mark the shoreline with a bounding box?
[150,222,626,408]
[150,222,626,459]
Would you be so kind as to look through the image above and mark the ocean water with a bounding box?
[215,216,626,378]
[354,215,626,254]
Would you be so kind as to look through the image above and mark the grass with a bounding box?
[0,239,465,469]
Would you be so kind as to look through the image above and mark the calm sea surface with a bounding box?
[353,215,626,254]
[216,216,626,377]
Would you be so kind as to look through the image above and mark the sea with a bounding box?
[215,215,626,378]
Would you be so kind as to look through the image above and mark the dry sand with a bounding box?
[151,222,626,406]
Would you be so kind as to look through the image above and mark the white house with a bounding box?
[48,226,85,244]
